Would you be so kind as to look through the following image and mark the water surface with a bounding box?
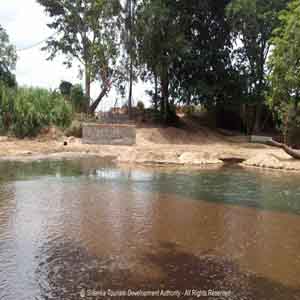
[0,159,300,299]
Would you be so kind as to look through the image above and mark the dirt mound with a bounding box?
[137,125,225,146]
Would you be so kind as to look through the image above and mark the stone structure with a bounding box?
[82,123,136,146]
[250,135,272,143]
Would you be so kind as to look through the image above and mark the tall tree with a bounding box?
[123,0,138,119]
[269,0,300,108]
[170,0,233,108]
[269,0,300,143]
[38,0,123,113]
[227,0,288,133]
[136,0,185,121]
[0,25,17,87]
[136,0,234,121]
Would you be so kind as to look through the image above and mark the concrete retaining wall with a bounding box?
[82,123,136,145]
[250,135,272,143]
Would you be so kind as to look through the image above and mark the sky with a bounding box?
[1,0,149,111]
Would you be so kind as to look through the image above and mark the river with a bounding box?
[0,158,299,299]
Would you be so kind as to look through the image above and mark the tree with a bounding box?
[59,80,73,97]
[170,0,233,108]
[227,0,288,133]
[136,0,234,122]
[0,25,17,87]
[70,84,89,113]
[136,0,185,122]
[38,0,123,113]
[269,0,300,145]
[123,0,138,119]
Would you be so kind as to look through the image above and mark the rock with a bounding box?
[135,151,180,164]
[242,154,284,169]
[179,152,222,165]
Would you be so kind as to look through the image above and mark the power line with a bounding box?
[16,31,58,52]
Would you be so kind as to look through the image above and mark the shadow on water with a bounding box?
[36,240,300,300]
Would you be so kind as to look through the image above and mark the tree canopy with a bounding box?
[37,0,124,112]
[226,0,289,132]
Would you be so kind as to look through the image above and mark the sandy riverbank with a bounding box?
[1,125,300,172]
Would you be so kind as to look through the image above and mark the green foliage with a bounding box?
[0,81,15,131]
[136,0,234,122]
[182,105,196,116]
[70,84,88,113]
[226,0,288,132]
[0,86,72,138]
[37,0,124,112]
[269,0,300,107]
[270,101,300,145]
[0,25,17,88]
[59,81,73,97]
[268,0,300,142]
[136,100,144,112]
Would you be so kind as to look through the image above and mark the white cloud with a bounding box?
[1,0,151,111]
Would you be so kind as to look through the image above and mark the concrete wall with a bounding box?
[82,123,136,146]
[250,135,272,143]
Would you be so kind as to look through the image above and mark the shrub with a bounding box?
[70,84,89,113]
[182,105,196,116]
[0,86,73,138]
[137,101,145,112]
[0,82,15,131]
[276,103,300,146]
[65,120,83,138]
[59,81,73,97]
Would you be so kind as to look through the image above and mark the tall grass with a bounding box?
[0,84,73,138]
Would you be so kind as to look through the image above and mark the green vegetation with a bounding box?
[269,0,300,145]
[0,25,17,88]
[2,0,300,143]
[37,0,124,113]
[0,85,72,138]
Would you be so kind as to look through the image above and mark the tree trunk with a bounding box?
[187,91,191,106]
[253,49,266,134]
[253,102,263,134]
[127,0,133,119]
[85,65,91,113]
[128,58,133,119]
[161,64,169,122]
[268,139,300,160]
[89,87,108,114]
[154,72,158,112]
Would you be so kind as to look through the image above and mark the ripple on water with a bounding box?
[0,160,300,299]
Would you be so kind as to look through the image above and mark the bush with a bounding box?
[65,120,83,138]
[182,105,196,116]
[137,101,145,112]
[0,86,73,138]
[277,103,300,146]
[70,84,89,113]
[0,81,15,131]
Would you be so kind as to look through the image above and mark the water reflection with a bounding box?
[0,160,299,299]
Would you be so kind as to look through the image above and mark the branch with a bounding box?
[268,139,300,160]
